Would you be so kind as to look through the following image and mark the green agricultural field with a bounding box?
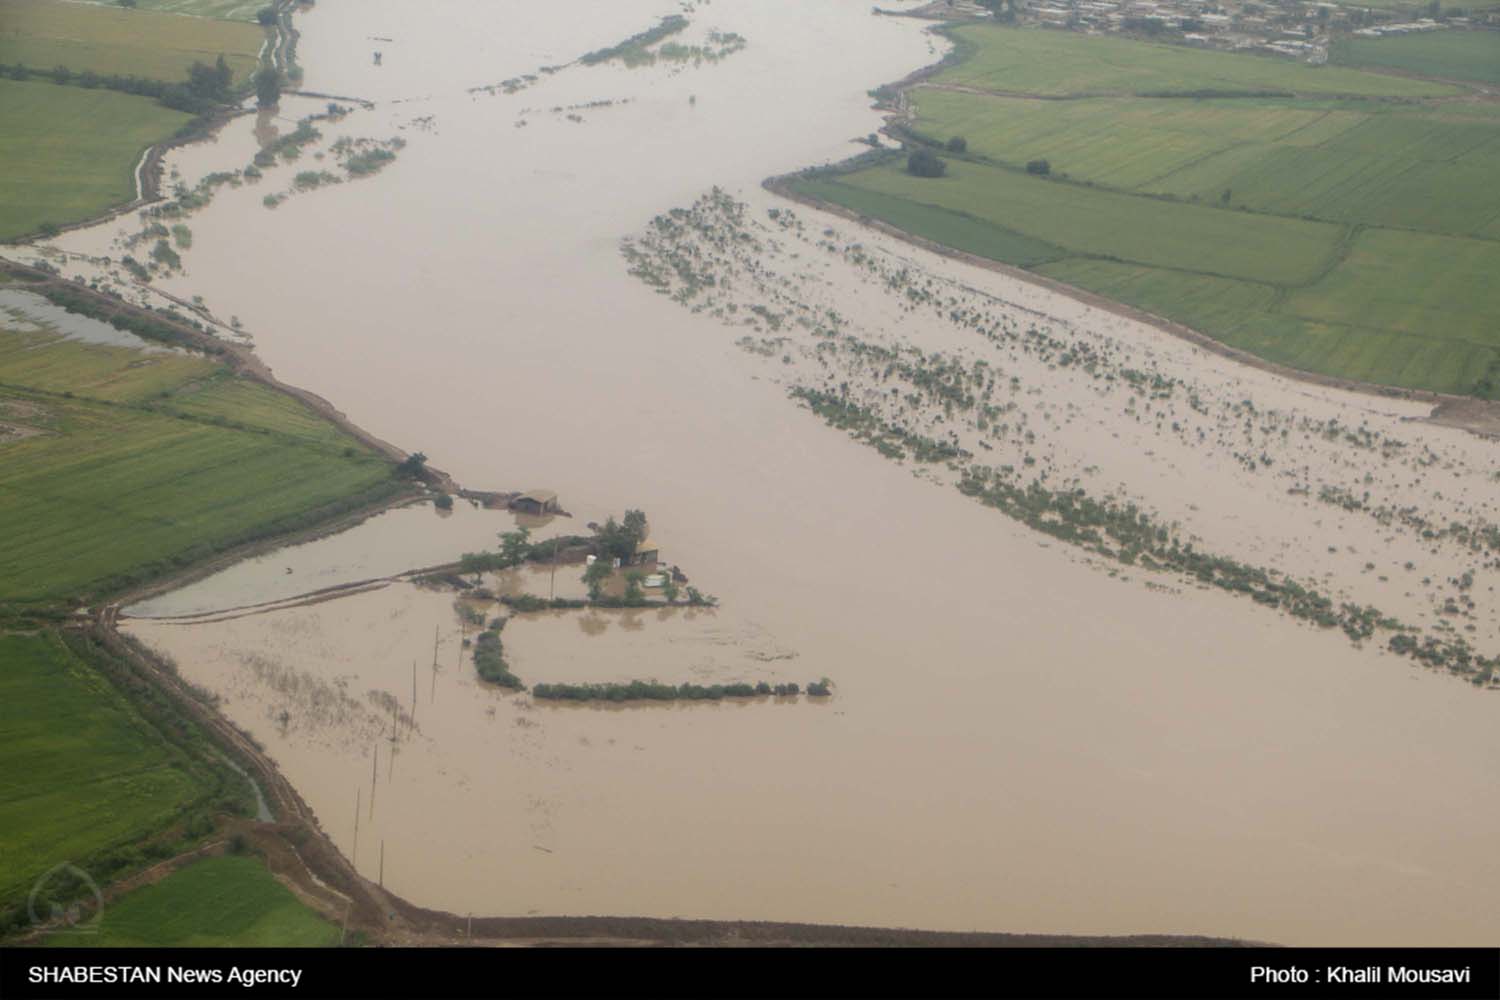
[909,90,1500,239]
[48,855,339,947]
[0,78,190,240]
[819,158,1344,285]
[1142,112,1500,238]
[909,91,1367,189]
[1284,228,1500,343]
[73,0,272,20]
[794,177,1067,266]
[935,25,1455,97]
[0,0,264,83]
[0,297,401,603]
[1332,30,1500,86]
[0,633,212,909]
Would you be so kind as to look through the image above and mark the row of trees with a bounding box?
[0,53,281,112]
[906,137,1053,180]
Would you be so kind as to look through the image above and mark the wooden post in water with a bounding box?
[379,840,385,888]
[352,788,361,870]
[369,744,377,820]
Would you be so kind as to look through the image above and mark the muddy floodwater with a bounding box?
[87,0,1500,945]
[126,499,566,618]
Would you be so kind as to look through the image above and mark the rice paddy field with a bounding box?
[0,293,401,604]
[0,78,191,240]
[47,855,340,947]
[1332,30,1500,86]
[0,0,265,83]
[795,26,1500,397]
[0,633,212,910]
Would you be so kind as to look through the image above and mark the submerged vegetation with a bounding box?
[621,187,1500,690]
[533,678,830,703]
[580,15,689,67]
[578,16,745,70]
[472,624,521,689]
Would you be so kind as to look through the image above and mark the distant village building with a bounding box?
[510,489,560,516]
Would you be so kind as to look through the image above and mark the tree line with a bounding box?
[0,52,283,113]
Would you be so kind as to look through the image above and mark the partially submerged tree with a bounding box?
[499,528,532,566]
[595,509,649,561]
[623,570,646,603]
[583,558,613,601]
[254,66,281,109]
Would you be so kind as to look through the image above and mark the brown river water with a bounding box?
[44,0,1499,944]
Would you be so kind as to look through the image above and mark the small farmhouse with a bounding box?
[510,489,560,516]
[627,536,660,567]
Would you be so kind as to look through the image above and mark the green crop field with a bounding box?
[909,91,1500,239]
[47,855,339,947]
[910,91,1367,189]
[935,24,1455,97]
[0,0,264,83]
[793,177,1068,266]
[1332,30,1500,86]
[0,633,211,908]
[0,295,401,603]
[1284,228,1500,342]
[792,25,1500,397]
[0,79,190,240]
[73,0,272,20]
[819,159,1344,285]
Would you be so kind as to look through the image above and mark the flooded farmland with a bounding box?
[63,0,1500,945]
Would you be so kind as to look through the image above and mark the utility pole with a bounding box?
[352,788,360,870]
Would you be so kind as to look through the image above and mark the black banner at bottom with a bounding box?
[2,947,1496,999]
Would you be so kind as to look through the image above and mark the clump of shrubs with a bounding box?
[472,626,522,689]
[907,148,946,178]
